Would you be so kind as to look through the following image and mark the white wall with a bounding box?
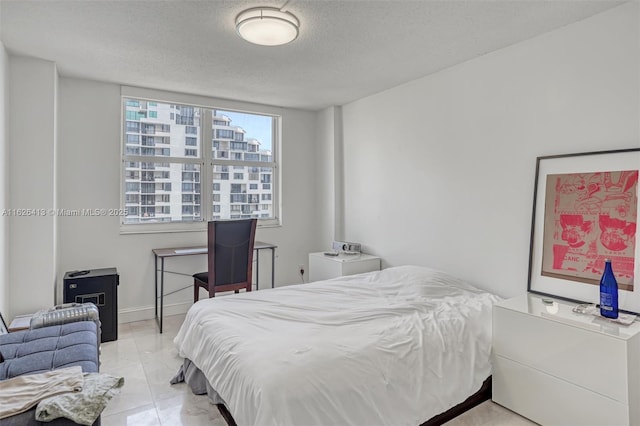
[340,2,639,298]
[315,106,345,248]
[8,56,58,318]
[0,38,9,316]
[56,78,319,322]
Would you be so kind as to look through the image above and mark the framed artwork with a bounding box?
[0,311,7,335]
[528,148,640,313]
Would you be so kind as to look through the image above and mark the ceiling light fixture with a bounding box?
[235,7,299,46]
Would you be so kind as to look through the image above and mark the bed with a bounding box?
[172,265,502,426]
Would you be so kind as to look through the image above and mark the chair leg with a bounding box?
[194,280,199,303]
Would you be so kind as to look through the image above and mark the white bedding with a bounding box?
[173,265,502,426]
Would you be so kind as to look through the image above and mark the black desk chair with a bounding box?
[193,219,257,302]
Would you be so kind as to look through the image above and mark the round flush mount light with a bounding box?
[235,7,299,46]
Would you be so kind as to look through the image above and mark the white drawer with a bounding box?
[308,252,380,282]
[494,305,628,402]
[493,355,628,426]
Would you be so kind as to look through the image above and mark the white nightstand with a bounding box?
[492,293,640,426]
[308,252,381,282]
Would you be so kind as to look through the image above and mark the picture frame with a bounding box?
[528,148,640,314]
[0,311,8,335]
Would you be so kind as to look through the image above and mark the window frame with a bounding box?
[119,87,281,234]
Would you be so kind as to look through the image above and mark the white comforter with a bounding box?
[174,265,501,426]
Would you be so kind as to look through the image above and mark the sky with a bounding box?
[216,109,273,151]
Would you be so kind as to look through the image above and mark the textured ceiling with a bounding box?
[0,0,626,111]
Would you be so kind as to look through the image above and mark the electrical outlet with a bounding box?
[299,264,305,276]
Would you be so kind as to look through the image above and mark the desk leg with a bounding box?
[160,257,165,334]
[271,247,275,288]
[154,255,158,319]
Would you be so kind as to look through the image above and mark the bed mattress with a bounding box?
[173,265,501,426]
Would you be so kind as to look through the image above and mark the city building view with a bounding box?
[123,99,275,224]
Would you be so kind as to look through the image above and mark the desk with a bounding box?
[152,241,276,333]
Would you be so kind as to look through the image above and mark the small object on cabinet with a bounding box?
[599,258,619,319]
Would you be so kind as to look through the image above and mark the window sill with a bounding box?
[119,218,281,235]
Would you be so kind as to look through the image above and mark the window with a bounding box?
[216,129,234,139]
[126,121,140,132]
[121,97,279,230]
[230,194,246,203]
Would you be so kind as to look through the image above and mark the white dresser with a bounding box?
[492,294,640,426]
[308,252,381,282]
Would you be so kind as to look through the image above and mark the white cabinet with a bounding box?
[308,252,381,282]
[492,294,640,426]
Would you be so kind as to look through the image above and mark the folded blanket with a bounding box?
[36,372,124,425]
[0,366,83,420]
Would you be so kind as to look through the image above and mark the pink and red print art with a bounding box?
[542,170,638,291]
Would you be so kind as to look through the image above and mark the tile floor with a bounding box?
[100,314,537,426]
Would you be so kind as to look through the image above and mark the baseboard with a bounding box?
[118,301,192,324]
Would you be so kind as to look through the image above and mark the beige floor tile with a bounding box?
[129,319,159,336]
[101,364,155,417]
[100,338,141,371]
[443,401,538,426]
[155,392,228,426]
[117,322,134,340]
[101,404,161,426]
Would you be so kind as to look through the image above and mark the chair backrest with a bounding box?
[208,219,257,287]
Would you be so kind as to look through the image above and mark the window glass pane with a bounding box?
[123,161,201,223]
[123,98,201,158]
[212,166,273,220]
[211,110,272,162]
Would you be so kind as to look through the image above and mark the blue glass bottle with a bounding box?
[600,259,619,319]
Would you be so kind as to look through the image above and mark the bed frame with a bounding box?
[215,376,492,426]
[421,376,492,425]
